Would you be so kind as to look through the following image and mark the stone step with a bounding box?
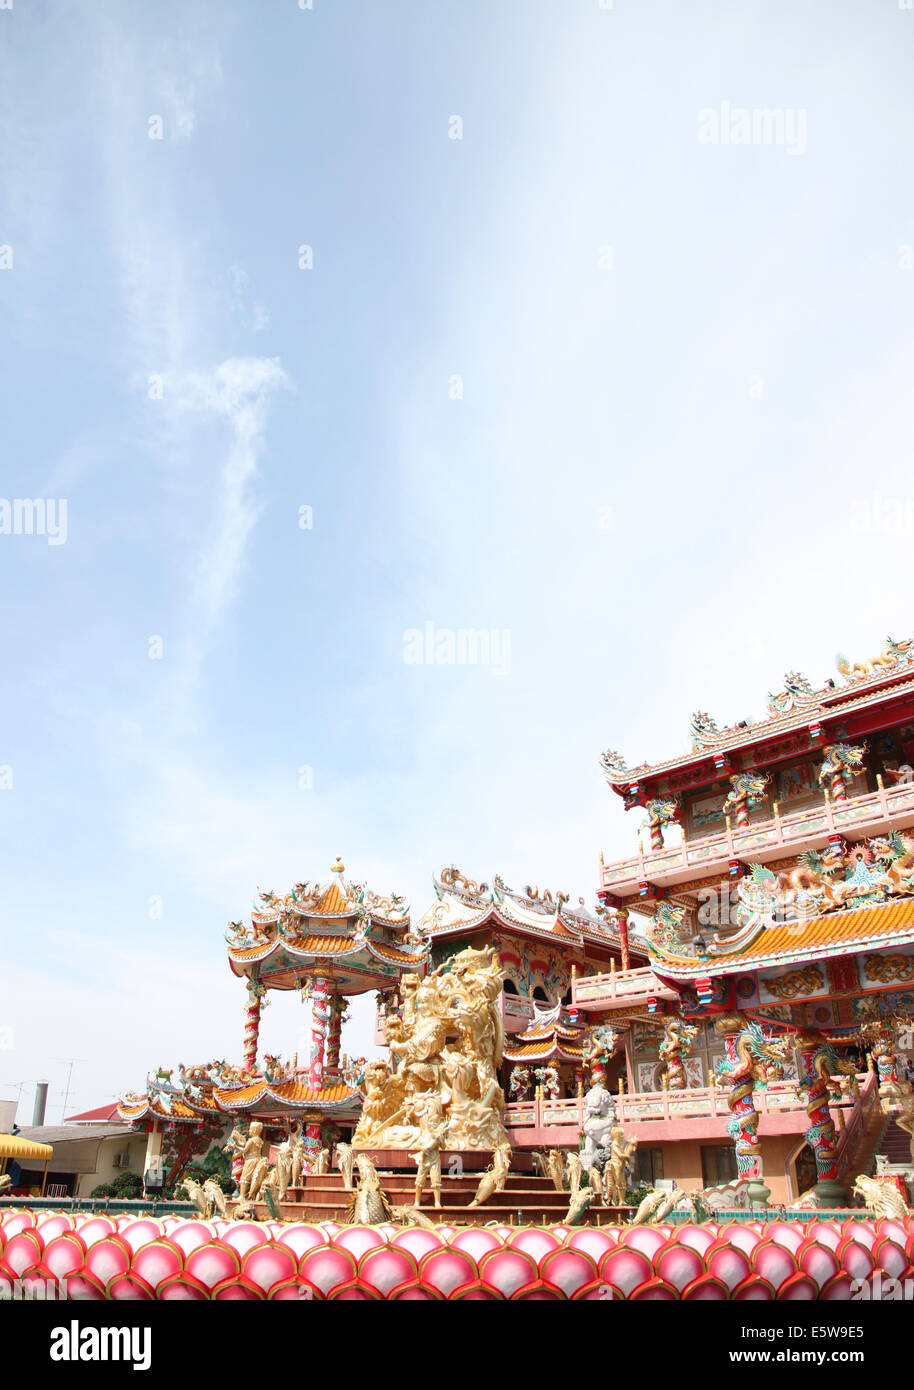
[246,1197,633,1226]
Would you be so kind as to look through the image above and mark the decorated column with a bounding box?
[645,797,679,850]
[618,909,631,971]
[308,976,332,1091]
[659,1014,698,1091]
[242,979,268,1073]
[508,1064,533,1101]
[584,1024,618,1088]
[792,1030,857,1205]
[722,773,769,830]
[302,976,332,1172]
[817,743,865,804]
[713,1012,788,1207]
[326,992,344,1076]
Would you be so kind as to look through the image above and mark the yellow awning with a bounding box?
[0,1134,53,1161]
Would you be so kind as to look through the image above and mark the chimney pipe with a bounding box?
[32,1081,49,1127]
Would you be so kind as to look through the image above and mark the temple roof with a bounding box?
[225,859,430,992]
[502,1003,589,1063]
[601,637,914,794]
[118,1062,363,1126]
[649,896,914,979]
[212,1079,357,1111]
[415,868,648,957]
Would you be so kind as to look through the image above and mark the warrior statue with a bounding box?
[579,1082,616,1178]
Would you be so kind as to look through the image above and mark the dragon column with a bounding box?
[793,1030,857,1205]
[714,1012,787,1205]
[242,979,268,1073]
[303,975,332,1170]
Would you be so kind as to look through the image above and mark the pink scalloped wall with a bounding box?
[1,1210,912,1299]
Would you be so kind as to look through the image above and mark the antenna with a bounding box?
[53,1058,87,1122]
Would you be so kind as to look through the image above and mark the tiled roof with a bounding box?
[503,1039,587,1061]
[654,897,914,978]
[367,940,428,966]
[284,933,361,954]
[64,1104,124,1124]
[213,1079,356,1108]
[311,881,348,916]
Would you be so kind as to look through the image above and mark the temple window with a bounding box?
[700,1143,739,1185]
[637,1148,664,1185]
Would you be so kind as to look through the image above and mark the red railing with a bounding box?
[601,783,914,894]
[572,965,678,1012]
[505,1072,873,1135]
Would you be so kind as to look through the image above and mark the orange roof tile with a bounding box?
[368,941,427,965]
[285,934,359,954]
[658,897,914,976]
[312,881,348,916]
[213,1079,356,1107]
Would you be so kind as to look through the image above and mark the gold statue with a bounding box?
[604,1123,637,1206]
[352,946,510,1154]
[468,1143,512,1208]
[347,1154,395,1224]
[631,1182,681,1225]
[412,1093,448,1208]
[546,1148,565,1194]
[565,1149,585,1201]
[336,1141,355,1190]
[853,1173,911,1218]
[225,1121,269,1203]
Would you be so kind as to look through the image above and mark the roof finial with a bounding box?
[332,856,345,875]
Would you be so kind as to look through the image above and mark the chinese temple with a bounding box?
[581,636,914,1205]
[110,635,914,1220]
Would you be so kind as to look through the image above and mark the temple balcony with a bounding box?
[602,781,914,898]
[504,1070,877,1153]
[572,964,679,1013]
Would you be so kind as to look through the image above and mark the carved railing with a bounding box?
[601,782,914,893]
[504,1073,871,1133]
[572,965,678,1011]
[835,1069,880,1178]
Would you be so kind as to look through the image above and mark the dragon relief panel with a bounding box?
[759,966,827,1003]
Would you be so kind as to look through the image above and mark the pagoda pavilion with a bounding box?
[119,859,428,1183]
[575,635,914,1205]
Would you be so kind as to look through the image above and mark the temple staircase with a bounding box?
[241,1171,633,1226]
[867,1120,913,1173]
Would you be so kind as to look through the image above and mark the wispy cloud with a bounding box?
[179,356,289,649]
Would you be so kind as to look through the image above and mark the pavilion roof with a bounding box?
[502,1001,589,1063]
[225,860,430,992]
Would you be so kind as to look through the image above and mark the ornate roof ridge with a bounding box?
[601,636,914,789]
[420,866,645,952]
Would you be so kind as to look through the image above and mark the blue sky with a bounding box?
[2,1,914,1120]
